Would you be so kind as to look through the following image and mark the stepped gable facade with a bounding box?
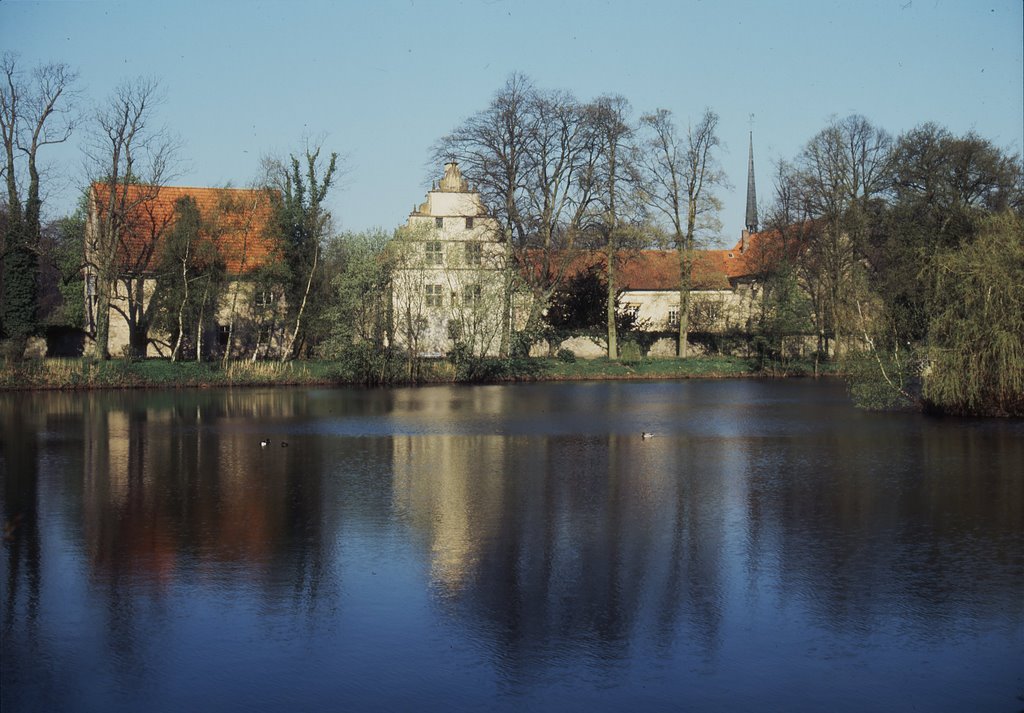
[391,162,507,358]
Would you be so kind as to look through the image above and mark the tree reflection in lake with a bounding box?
[1,381,1021,712]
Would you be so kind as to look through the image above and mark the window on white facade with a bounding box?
[425,284,443,307]
[254,290,275,308]
[435,216,444,229]
[463,284,482,308]
[465,217,474,229]
[668,310,679,327]
[425,241,443,265]
[465,242,482,266]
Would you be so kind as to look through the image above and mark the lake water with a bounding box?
[1,380,1022,712]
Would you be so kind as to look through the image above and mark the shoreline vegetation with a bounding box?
[2,63,1020,417]
[0,355,835,392]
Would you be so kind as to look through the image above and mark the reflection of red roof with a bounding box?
[536,231,781,291]
[90,184,278,274]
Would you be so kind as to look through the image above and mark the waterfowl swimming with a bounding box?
[280,441,289,447]
[260,439,270,448]
[641,432,655,440]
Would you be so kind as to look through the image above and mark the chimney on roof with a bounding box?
[745,131,758,234]
[740,229,748,253]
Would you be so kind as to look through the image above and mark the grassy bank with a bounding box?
[0,358,380,390]
[0,355,829,391]
[544,355,764,380]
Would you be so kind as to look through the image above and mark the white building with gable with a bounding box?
[391,163,508,358]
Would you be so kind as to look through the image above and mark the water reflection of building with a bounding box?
[391,424,732,669]
[392,434,506,590]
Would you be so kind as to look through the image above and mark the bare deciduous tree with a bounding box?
[0,52,78,349]
[794,114,891,355]
[434,75,601,353]
[587,94,634,360]
[638,107,726,357]
[83,78,178,359]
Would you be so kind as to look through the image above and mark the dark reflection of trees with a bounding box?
[0,397,45,705]
[1,388,358,709]
[743,414,1024,634]
[1,398,41,631]
[3,387,407,709]
[392,430,730,681]
[70,389,338,666]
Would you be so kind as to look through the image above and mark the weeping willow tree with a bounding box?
[924,211,1024,416]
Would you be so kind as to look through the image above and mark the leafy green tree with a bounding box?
[244,260,290,360]
[754,265,814,372]
[545,264,607,332]
[263,145,339,361]
[152,196,225,361]
[923,212,1024,416]
[545,262,648,349]
[320,229,394,361]
[39,210,86,330]
[871,124,1023,343]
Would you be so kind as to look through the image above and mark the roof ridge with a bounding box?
[91,182,269,193]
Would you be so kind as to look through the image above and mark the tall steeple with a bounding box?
[745,131,758,234]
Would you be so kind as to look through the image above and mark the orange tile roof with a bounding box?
[735,225,809,274]
[90,184,279,274]
[530,233,772,292]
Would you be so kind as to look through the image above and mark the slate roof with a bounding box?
[89,184,278,274]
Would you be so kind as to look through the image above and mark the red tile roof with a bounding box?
[90,184,279,274]
[531,232,777,292]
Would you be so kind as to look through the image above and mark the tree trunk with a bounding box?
[196,278,210,362]
[498,237,512,357]
[282,243,319,363]
[222,282,238,367]
[677,246,692,358]
[171,250,190,363]
[606,245,618,360]
[92,265,114,360]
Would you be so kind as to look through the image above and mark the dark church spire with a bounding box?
[745,130,758,233]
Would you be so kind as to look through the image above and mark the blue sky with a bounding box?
[3,0,1022,245]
